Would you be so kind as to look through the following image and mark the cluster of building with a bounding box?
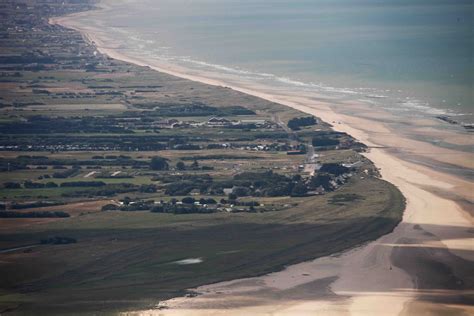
[152,117,277,130]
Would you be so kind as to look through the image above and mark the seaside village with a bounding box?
[1,0,373,217]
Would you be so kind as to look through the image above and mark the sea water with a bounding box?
[79,0,473,122]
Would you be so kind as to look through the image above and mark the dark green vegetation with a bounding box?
[287,116,317,130]
[0,211,69,218]
[0,0,405,315]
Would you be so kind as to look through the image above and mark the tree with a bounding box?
[292,174,302,182]
[151,205,164,213]
[101,204,119,211]
[287,116,317,130]
[139,184,157,193]
[233,186,250,197]
[290,182,308,197]
[312,137,339,147]
[191,159,199,169]
[176,161,186,170]
[122,196,131,205]
[150,156,169,170]
[199,198,217,205]
[319,163,349,176]
[309,174,332,190]
[182,197,195,204]
[4,182,21,189]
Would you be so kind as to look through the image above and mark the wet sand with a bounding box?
[51,6,473,316]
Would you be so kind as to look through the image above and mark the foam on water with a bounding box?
[124,34,455,119]
[173,258,203,265]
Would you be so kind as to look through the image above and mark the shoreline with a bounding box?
[51,6,473,316]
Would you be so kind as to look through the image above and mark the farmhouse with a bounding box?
[207,117,232,127]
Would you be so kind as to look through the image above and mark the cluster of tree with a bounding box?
[52,166,81,179]
[0,211,70,218]
[150,156,169,170]
[60,183,153,198]
[171,144,201,150]
[307,164,352,192]
[101,204,119,211]
[133,102,255,117]
[164,181,203,196]
[229,131,289,142]
[1,156,148,168]
[163,175,214,196]
[118,196,216,212]
[60,181,106,188]
[207,171,308,197]
[142,102,219,116]
[308,174,333,191]
[312,137,340,147]
[180,197,217,205]
[138,184,158,193]
[218,199,260,206]
[3,182,22,189]
[23,181,58,189]
[223,123,258,130]
[10,201,63,209]
[150,204,214,215]
[319,163,350,176]
[206,142,305,153]
[119,200,155,212]
[0,134,173,152]
[309,130,366,150]
[0,54,55,64]
[0,127,297,152]
[157,171,312,198]
[174,160,212,171]
[0,115,130,134]
[0,158,29,172]
[154,173,212,184]
[180,155,261,161]
[287,116,317,130]
[103,198,218,214]
[223,106,256,115]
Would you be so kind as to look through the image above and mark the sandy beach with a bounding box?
[51,6,473,316]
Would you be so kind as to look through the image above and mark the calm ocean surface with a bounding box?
[86,0,473,121]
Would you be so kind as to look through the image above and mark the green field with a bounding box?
[0,177,404,315]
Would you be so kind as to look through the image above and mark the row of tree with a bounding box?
[287,116,317,130]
